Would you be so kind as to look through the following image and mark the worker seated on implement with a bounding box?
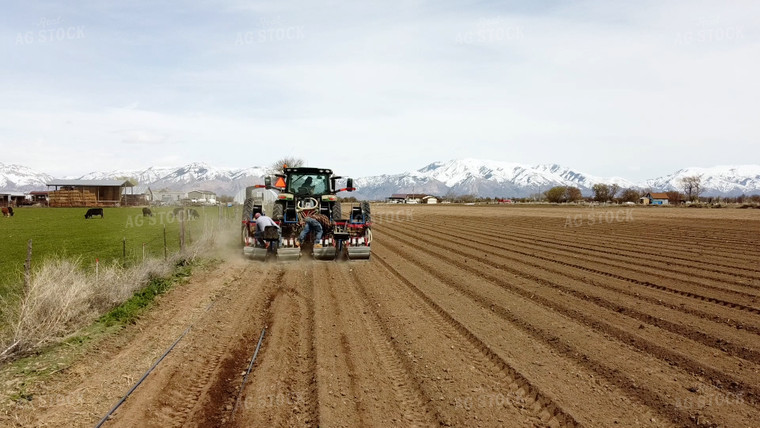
[253,212,280,247]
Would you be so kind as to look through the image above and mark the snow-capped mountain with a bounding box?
[3,159,759,199]
[148,163,268,196]
[644,165,760,196]
[0,162,53,191]
[353,159,639,199]
[355,171,450,200]
[77,162,269,196]
[79,166,177,184]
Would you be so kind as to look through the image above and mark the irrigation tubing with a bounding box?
[232,327,267,419]
[94,325,191,427]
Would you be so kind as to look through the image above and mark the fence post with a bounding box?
[179,210,185,254]
[163,224,167,261]
[24,239,32,293]
[122,237,126,262]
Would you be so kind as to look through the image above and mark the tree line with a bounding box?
[442,174,760,204]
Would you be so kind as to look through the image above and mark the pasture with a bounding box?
[0,206,231,299]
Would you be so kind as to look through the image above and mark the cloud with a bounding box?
[1,0,758,180]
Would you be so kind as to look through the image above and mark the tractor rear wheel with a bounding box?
[272,203,284,221]
[360,201,371,223]
[242,198,254,221]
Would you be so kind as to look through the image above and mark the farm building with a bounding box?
[640,192,669,205]
[188,190,217,204]
[388,193,438,204]
[153,189,187,205]
[123,185,153,206]
[0,191,26,207]
[28,191,49,205]
[46,179,134,207]
[388,194,407,203]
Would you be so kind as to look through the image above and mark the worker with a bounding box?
[296,211,331,248]
[253,212,280,247]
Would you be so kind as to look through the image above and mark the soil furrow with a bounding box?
[374,228,760,425]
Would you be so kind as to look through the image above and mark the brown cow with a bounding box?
[2,207,13,217]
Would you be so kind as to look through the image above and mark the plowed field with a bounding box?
[7,205,760,427]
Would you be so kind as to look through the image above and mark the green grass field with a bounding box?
[0,205,237,298]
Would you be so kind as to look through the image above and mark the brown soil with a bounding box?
[3,205,760,427]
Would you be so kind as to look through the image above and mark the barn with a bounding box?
[0,191,26,207]
[640,192,669,205]
[46,179,134,207]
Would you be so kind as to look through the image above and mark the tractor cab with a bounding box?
[284,169,332,196]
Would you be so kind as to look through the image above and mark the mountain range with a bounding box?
[1,160,759,200]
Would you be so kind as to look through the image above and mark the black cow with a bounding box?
[1,207,13,217]
[85,208,104,219]
[188,208,199,219]
[142,207,153,217]
[173,207,183,216]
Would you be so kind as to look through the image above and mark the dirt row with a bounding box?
[4,205,759,427]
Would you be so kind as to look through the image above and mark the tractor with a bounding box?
[241,167,372,261]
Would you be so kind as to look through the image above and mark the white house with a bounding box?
[187,190,217,204]
[153,189,187,205]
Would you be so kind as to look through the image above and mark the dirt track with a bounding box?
[6,205,760,427]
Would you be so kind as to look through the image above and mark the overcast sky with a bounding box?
[1,0,758,180]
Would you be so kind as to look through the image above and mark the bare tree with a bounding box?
[566,186,583,202]
[680,175,703,202]
[544,186,567,203]
[458,194,476,203]
[619,188,641,203]
[609,184,621,201]
[268,157,305,174]
[592,184,610,202]
[693,175,703,201]
[665,191,683,205]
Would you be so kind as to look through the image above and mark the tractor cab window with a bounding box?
[287,173,330,195]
